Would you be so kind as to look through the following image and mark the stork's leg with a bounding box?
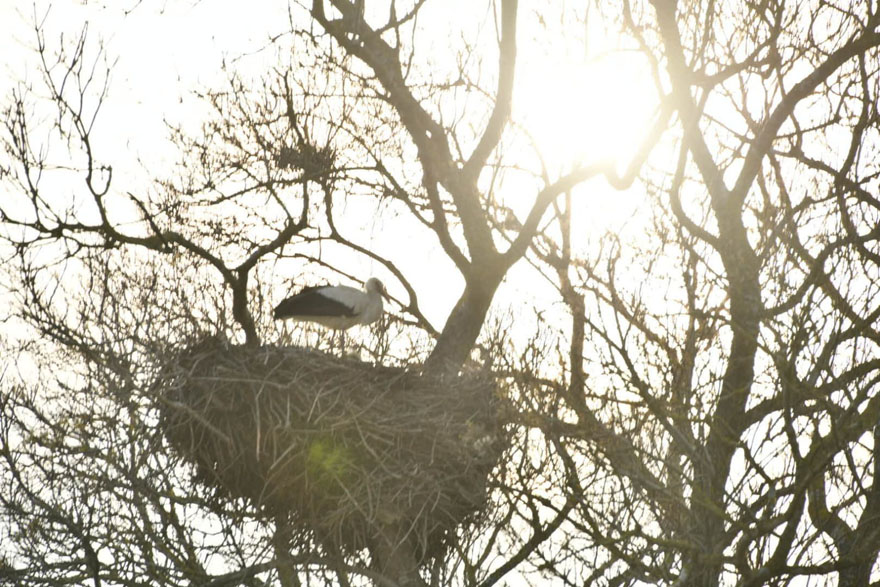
[328,329,341,354]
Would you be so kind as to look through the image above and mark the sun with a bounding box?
[515,50,660,173]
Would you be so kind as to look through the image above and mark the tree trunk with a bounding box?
[371,524,429,587]
[423,270,503,377]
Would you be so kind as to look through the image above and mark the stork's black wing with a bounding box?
[273,286,356,319]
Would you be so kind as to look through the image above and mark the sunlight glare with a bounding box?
[516,52,658,172]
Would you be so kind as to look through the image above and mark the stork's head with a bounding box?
[365,277,385,297]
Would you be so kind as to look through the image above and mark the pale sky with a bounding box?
[0,0,658,332]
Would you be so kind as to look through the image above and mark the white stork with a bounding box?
[274,277,385,349]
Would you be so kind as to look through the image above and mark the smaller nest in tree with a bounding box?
[155,337,505,559]
[277,141,336,177]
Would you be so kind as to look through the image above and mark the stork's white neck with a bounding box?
[358,290,383,324]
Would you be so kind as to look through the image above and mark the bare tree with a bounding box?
[525,1,880,585]
[2,0,880,586]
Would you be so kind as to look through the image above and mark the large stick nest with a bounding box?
[155,337,505,559]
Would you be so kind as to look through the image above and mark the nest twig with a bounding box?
[155,337,504,560]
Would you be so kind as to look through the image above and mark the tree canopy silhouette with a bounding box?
[2,1,880,586]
